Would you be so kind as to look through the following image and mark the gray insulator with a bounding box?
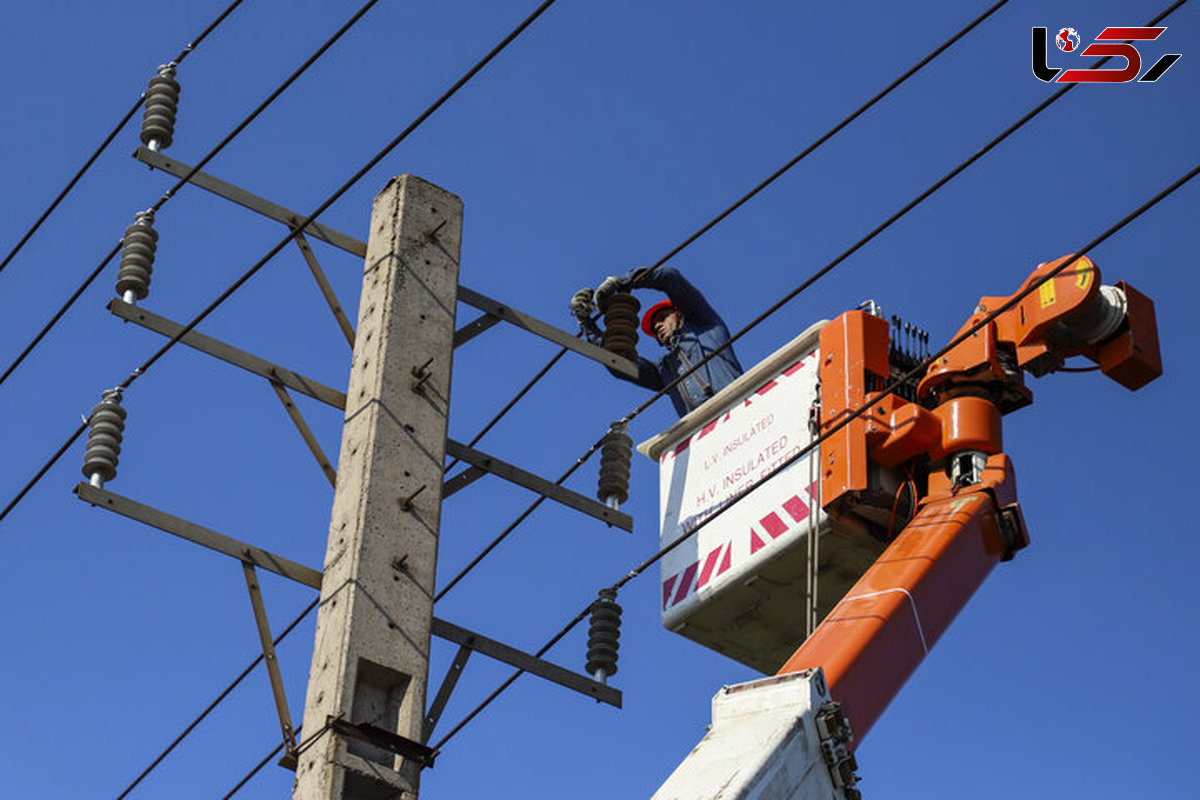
[141,64,181,149]
[82,389,127,483]
[115,211,158,300]
[586,588,622,679]
[597,423,633,506]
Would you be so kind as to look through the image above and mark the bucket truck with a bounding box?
[637,255,1161,799]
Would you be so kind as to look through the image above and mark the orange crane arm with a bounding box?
[778,255,1160,745]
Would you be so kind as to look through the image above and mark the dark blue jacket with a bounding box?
[582,266,744,416]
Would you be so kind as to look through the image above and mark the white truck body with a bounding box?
[651,670,858,800]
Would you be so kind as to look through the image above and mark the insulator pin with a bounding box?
[82,389,127,487]
[115,210,158,302]
[586,588,622,683]
[141,64,181,150]
[597,422,632,508]
[600,291,640,361]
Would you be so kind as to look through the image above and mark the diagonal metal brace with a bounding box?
[108,299,347,410]
[294,231,356,348]
[269,381,338,487]
[453,311,501,348]
[456,286,640,378]
[431,618,621,708]
[444,439,632,531]
[328,717,436,769]
[241,561,299,761]
[423,644,472,741]
[441,465,486,500]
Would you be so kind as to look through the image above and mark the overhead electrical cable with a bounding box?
[643,0,1009,273]
[0,0,383,391]
[112,599,318,800]
[431,159,1200,755]
[220,721,335,800]
[0,0,247,277]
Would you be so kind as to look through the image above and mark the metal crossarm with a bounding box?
[75,483,323,588]
[456,286,640,378]
[444,439,633,531]
[74,483,621,708]
[108,299,346,409]
[134,145,367,257]
[135,147,638,375]
[430,618,621,708]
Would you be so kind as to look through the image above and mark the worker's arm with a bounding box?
[625,265,724,328]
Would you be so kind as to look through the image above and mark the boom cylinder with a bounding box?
[776,453,1025,744]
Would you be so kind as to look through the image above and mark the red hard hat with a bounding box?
[641,300,676,336]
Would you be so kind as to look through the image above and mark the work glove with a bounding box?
[570,287,596,321]
[593,275,629,309]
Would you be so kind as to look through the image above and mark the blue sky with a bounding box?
[1,1,1196,797]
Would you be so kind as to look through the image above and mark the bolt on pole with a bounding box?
[294,175,463,800]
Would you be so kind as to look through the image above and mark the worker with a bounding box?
[571,265,744,416]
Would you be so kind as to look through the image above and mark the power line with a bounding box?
[437,424,605,601]
[0,0,383,391]
[431,159,1199,755]
[221,720,336,800]
[644,0,1009,272]
[220,739,288,800]
[0,0,247,277]
[443,345,569,475]
[113,599,318,800]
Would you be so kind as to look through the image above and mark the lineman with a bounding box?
[571,265,744,416]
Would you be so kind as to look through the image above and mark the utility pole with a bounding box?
[294,174,462,800]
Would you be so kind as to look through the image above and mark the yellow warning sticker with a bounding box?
[1075,263,1092,290]
[1039,279,1056,308]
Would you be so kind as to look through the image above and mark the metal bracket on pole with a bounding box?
[453,312,502,348]
[75,482,323,589]
[440,465,486,499]
[293,231,356,347]
[108,299,347,410]
[456,286,640,378]
[423,644,472,741]
[444,439,632,531]
[269,380,337,487]
[241,561,300,766]
[327,717,436,769]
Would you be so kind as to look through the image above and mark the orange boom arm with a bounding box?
[778,255,1161,745]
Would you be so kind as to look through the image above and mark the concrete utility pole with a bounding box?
[294,175,462,800]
